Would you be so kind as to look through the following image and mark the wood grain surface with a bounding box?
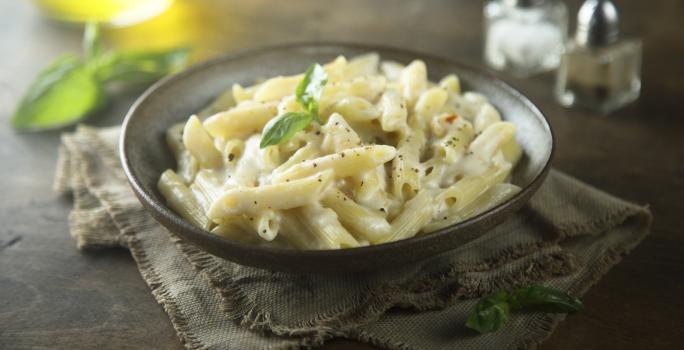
[0,0,682,349]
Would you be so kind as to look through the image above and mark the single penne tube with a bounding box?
[321,113,362,153]
[469,121,517,161]
[500,136,523,167]
[276,124,321,156]
[420,158,448,189]
[212,218,292,248]
[208,170,334,218]
[232,83,259,104]
[165,123,186,159]
[400,60,428,106]
[203,100,279,139]
[273,142,319,175]
[436,165,510,213]
[176,151,199,184]
[391,128,426,201]
[158,169,211,230]
[473,103,502,134]
[277,95,306,115]
[424,183,521,233]
[189,169,225,211]
[183,115,222,169]
[324,55,348,83]
[461,183,521,219]
[230,135,261,187]
[165,123,198,183]
[422,211,464,234]
[439,74,461,95]
[381,189,436,243]
[380,60,405,81]
[223,139,245,165]
[344,52,380,79]
[378,90,409,134]
[323,97,380,122]
[279,210,329,250]
[352,165,387,205]
[320,75,386,111]
[260,143,282,172]
[432,120,475,164]
[414,87,448,124]
[459,91,489,119]
[271,145,397,183]
[252,74,303,102]
[249,209,282,241]
[212,221,260,244]
[322,188,392,243]
[294,203,360,249]
[429,112,473,140]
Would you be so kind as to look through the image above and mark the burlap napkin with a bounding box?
[55,125,652,350]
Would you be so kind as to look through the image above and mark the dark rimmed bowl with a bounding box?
[120,43,554,273]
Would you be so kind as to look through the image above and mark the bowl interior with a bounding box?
[121,44,553,272]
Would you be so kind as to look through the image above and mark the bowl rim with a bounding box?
[120,41,555,259]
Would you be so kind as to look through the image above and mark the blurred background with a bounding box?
[1,1,683,349]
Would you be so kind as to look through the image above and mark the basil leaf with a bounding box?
[83,22,102,62]
[97,47,191,84]
[465,290,511,334]
[509,285,583,313]
[260,112,314,148]
[11,54,105,131]
[296,63,328,115]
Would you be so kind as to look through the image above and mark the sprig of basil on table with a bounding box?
[466,285,583,334]
[260,63,328,148]
[11,22,191,131]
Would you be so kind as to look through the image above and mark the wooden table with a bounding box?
[1,0,682,349]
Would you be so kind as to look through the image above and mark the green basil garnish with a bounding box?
[96,47,191,84]
[508,285,584,313]
[465,290,511,334]
[10,22,191,131]
[259,63,328,148]
[295,63,328,116]
[11,54,105,131]
[260,112,314,148]
[466,284,583,334]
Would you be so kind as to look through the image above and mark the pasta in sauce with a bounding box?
[158,53,522,250]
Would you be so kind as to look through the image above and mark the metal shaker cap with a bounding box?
[575,0,620,47]
[503,0,547,7]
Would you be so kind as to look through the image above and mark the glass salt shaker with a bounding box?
[555,0,642,114]
[484,0,568,77]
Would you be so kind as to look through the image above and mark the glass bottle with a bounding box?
[484,0,568,77]
[555,0,642,114]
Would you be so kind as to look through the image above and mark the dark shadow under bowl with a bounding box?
[120,43,554,273]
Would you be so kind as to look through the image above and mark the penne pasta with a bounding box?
[203,100,279,139]
[159,53,523,249]
[158,169,211,230]
[183,115,222,169]
[208,170,333,218]
[271,145,397,183]
[381,190,436,243]
[294,203,360,249]
[322,188,392,243]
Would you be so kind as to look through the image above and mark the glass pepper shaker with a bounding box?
[484,0,568,77]
[555,0,642,114]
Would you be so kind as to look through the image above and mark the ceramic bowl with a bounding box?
[120,43,554,272]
